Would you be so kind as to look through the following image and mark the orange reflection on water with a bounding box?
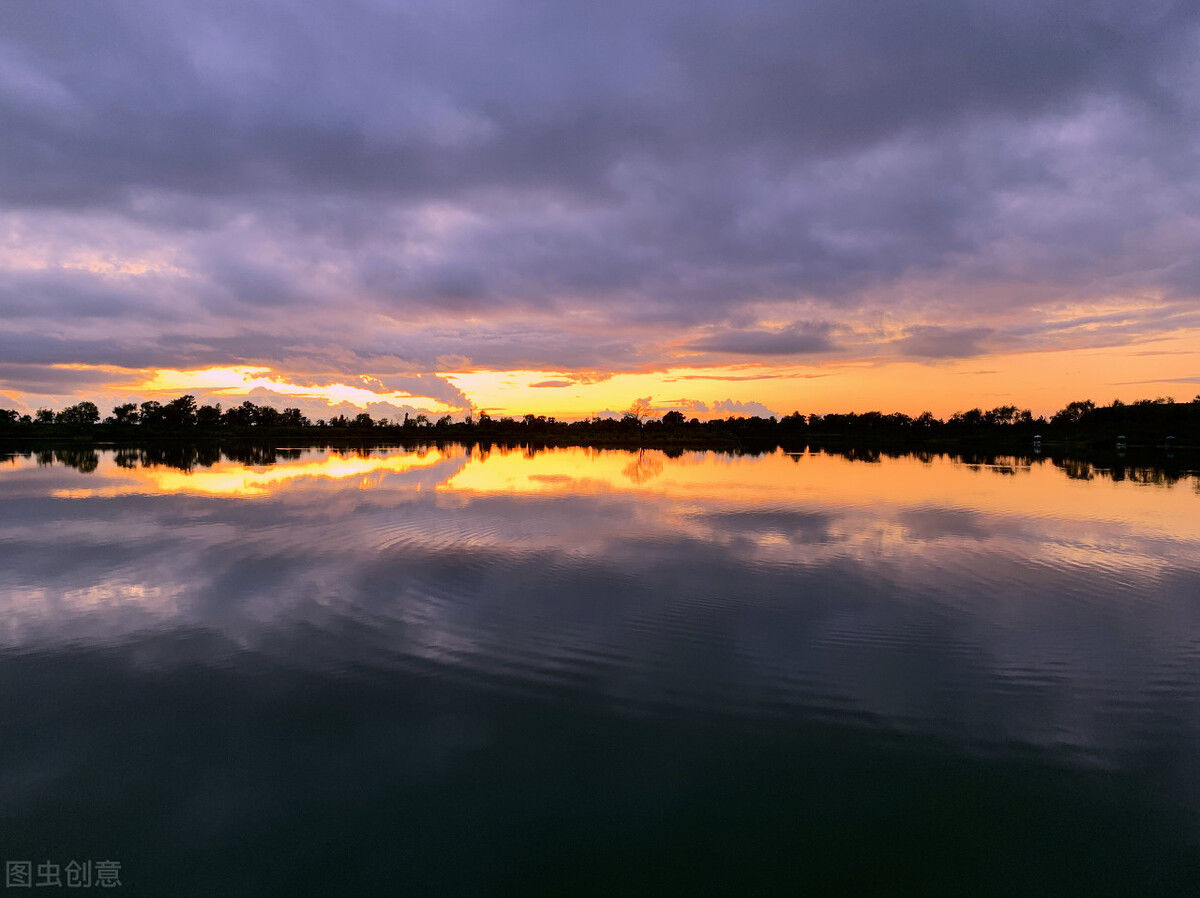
[439,446,1200,536]
[6,443,1196,538]
[49,446,463,498]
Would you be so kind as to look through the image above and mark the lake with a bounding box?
[1,444,1198,894]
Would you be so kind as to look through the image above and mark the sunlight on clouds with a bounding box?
[26,323,1200,425]
[0,230,187,277]
[443,367,804,419]
[444,328,1200,420]
[131,366,462,412]
[58,253,189,277]
[137,366,274,392]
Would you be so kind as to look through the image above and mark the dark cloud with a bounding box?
[893,326,996,359]
[688,323,836,356]
[0,364,117,396]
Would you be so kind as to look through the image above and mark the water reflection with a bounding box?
[3,445,1198,728]
[1,444,1198,892]
[7,441,1197,487]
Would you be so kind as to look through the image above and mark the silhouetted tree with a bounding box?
[1052,400,1095,425]
[139,400,165,427]
[255,405,282,426]
[280,408,308,427]
[56,402,100,426]
[960,408,984,427]
[161,394,198,427]
[222,401,257,427]
[196,404,222,428]
[984,405,1018,426]
[111,403,139,425]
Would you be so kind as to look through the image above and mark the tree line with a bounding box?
[1,394,1197,446]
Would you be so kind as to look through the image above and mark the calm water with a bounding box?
[1,445,1198,894]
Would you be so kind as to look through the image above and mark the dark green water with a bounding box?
[1,445,1197,894]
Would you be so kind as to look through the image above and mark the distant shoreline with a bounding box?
[1,427,1193,463]
[2,394,1197,456]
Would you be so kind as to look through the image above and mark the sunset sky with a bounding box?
[2,1,1198,422]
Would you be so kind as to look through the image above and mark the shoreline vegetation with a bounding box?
[0,393,1195,451]
[0,393,1195,456]
[2,393,1190,480]
[1,395,1197,458]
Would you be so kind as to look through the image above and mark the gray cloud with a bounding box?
[687,323,836,356]
[0,364,117,396]
[1110,376,1200,386]
[893,326,997,359]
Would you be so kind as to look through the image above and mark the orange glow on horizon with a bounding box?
[443,330,1200,419]
[21,326,1200,423]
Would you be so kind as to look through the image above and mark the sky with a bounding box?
[1,0,1198,422]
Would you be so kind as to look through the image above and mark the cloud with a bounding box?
[0,0,1198,406]
[374,374,473,411]
[711,399,779,418]
[893,326,996,360]
[1110,376,1200,386]
[238,388,445,423]
[0,364,119,396]
[687,323,836,356]
[666,371,827,382]
[529,380,574,388]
